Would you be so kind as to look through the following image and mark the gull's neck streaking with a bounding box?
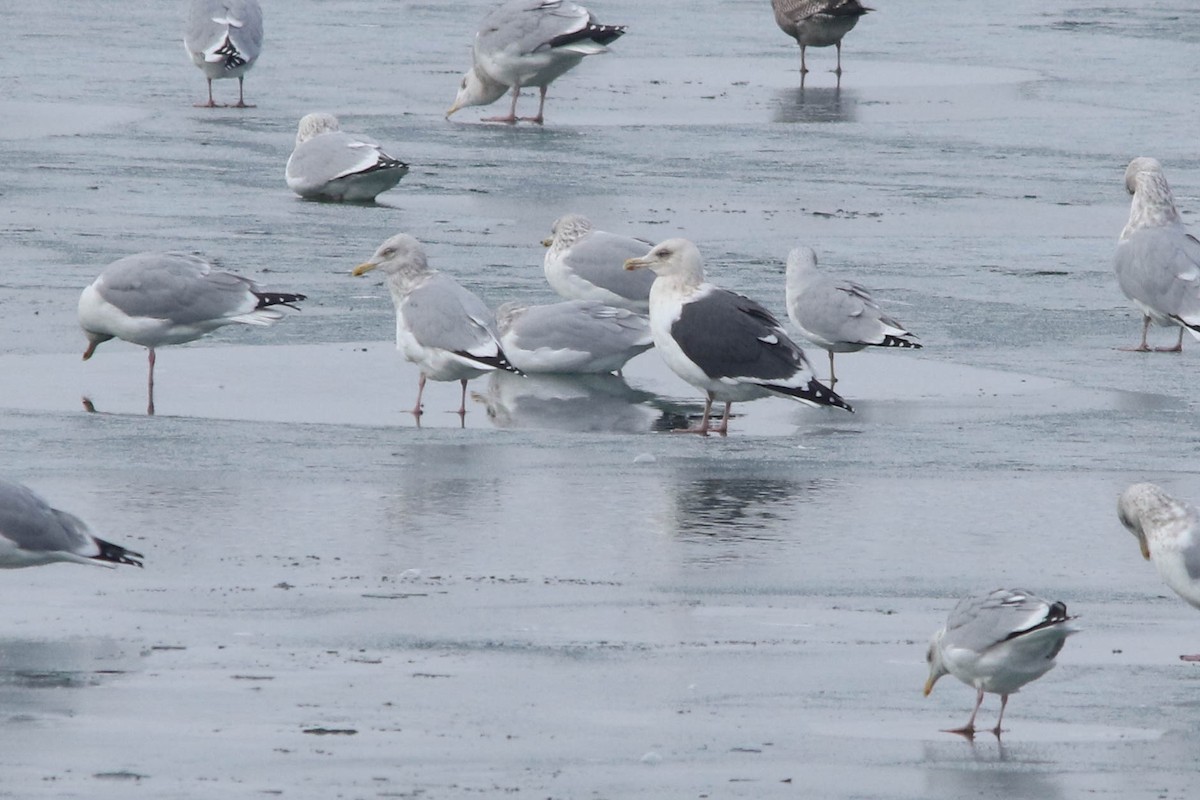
[549,214,594,254]
[295,112,340,147]
[1123,160,1182,240]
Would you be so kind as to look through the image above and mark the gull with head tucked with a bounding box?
[1114,157,1200,352]
[285,113,409,203]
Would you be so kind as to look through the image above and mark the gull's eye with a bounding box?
[382,248,395,258]
[460,78,468,90]
[657,249,671,259]
[925,648,933,664]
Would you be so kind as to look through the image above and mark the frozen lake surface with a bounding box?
[2,1,1200,797]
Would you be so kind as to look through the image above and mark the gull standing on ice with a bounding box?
[624,238,852,435]
[542,214,654,311]
[0,479,143,570]
[1113,157,1200,352]
[446,0,626,124]
[771,0,872,77]
[495,299,653,374]
[924,588,1078,738]
[184,0,264,108]
[1118,482,1200,661]
[784,246,921,386]
[78,252,306,415]
[285,113,409,202]
[352,234,519,418]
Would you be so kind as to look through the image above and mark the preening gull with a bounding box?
[446,0,626,124]
[1118,483,1200,661]
[495,299,653,374]
[285,113,409,203]
[624,238,852,435]
[924,588,1078,739]
[184,0,264,108]
[1113,157,1200,352]
[771,0,871,76]
[0,479,142,570]
[78,252,306,415]
[542,214,654,311]
[784,246,921,386]
[352,233,519,418]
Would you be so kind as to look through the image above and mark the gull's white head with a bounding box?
[542,213,594,249]
[623,238,705,284]
[785,246,821,290]
[352,233,432,295]
[1117,482,1180,561]
[923,628,949,696]
[446,67,509,118]
[295,112,341,147]
[1122,156,1180,237]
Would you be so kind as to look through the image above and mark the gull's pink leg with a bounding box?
[828,350,838,386]
[1154,326,1185,353]
[457,378,469,417]
[1180,653,1200,662]
[990,694,1009,737]
[232,76,255,108]
[713,401,733,436]
[483,87,520,124]
[146,348,157,416]
[835,42,844,76]
[675,393,713,435]
[800,45,809,74]
[1120,316,1152,352]
[195,78,219,108]
[943,687,983,739]
[411,374,427,417]
[520,87,548,125]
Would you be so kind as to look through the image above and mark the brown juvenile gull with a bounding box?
[446,0,626,124]
[771,0,872,76]
[542,214,654,311]
[924,588,1078,739]
[352,233,519,418]
[0,479,143,570]
[784,246,921,386]
[1118,483,1200,661]
[184,0,264,108]
[78,252,306,415]
[1114,157,1200,353]
[624,238,852,435]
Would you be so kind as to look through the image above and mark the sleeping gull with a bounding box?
[285,113,409,203]
[78,252,306,416]
[1113,157,1200,352]
[0,479,143,570]
[184,0,264,108]
[1118,483,1200,661]
[446,0,626,124]
[784,246,921,386]
[352,233,519,418]
[771,0,871,77]
[924,588,1078,738]
[495,299,653,374]
[624,238,852,435]
[542,214,654,311]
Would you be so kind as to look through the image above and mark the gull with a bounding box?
[784,246,921,386]
[1118,482,1200,661]
[1114,157,1200,353]
[542,214,654,311]
[771,0,872,77]
[924,588,1078,739]
[285,113,409,203]
[495,299,653,374]
[624,238,852,435]
[352,233,519,418]
[446,0,626,124]
[0,479,142,570]
[184,0,264,108]
[78,252,306,415]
